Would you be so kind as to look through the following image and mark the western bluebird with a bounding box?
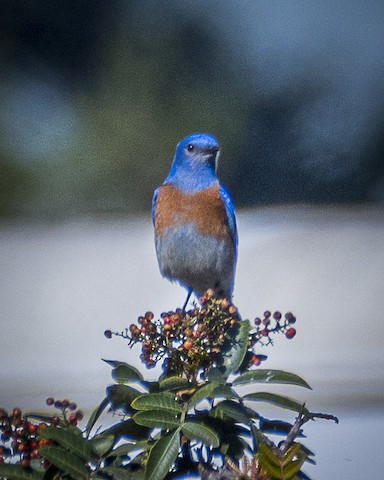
[152,133,237,308]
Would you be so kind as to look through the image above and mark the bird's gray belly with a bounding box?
[155,224,233,296]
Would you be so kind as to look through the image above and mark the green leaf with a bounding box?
[257,443,307,480]
[232,370,312,389]
[85,396,110,437]
[145,429,181,480]
[258,444,282,479]
[99,466,145,480]
[99,419,149,441]
[181,422,219,447]
[159,376,189,391]
[282,449,307,478]
[39,427,95,461]
[146,381,160,393]
[223,320,250,376]
[90,435,115,456]
[131,393,182,413]
[105,441,148,458]
[112,363,144,383]
[102,359,142,376]
[189,381,223,406]
[0,463,43,480]
[133,410,180,429]
[39,446,89,480]
[244,392,309,414]
[281,443,301,466]
[214,400,251,424]
[258,442,280,467]
[211,385,237,400]
[25,413,54,424]
[107,384,141,413]
[205,367,226,384]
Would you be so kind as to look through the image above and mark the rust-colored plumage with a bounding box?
[154,184,230,240]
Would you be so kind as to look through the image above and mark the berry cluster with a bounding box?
[241,311,296,368]
[0,407,50,468]
[252,310,297,344]
[105,289,240,379]
[105,290,298,380]
[0,398,84,468]
[45,397,84,426]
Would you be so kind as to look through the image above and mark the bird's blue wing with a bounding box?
[219,185,238,249]
[151,187,160,225]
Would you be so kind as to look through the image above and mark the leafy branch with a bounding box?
[0,291,337,480]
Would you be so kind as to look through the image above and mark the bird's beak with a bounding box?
[204,147,220,170]
[205,146,219,156]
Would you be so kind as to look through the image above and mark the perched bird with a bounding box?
[152,133,237,308]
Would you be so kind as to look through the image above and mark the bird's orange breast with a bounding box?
[155,184,229,239]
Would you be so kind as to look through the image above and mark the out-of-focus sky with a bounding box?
[1,0,384,219]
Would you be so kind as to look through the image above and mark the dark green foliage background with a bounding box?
[1,1,383,218]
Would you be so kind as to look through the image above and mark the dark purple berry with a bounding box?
[104,330,112,339]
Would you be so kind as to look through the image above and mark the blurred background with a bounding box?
[1,1,383,479]
[1,0,384,217]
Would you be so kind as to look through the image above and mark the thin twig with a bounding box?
[280,409,339,454]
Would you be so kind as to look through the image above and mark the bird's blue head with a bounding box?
[165,133,220,193]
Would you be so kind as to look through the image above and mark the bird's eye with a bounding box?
[187,144,195,152]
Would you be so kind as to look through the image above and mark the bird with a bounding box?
[152,132,237,309]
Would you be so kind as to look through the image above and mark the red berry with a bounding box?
[273,311,282,320]
[31,449,39,459]
[285,328,296,339]
[51,416,60,426]
[37,423,48,434]
[205,288,214,299]
[46,398,54,406]
[260,329,269,337]
[250,355,261,366]
[263,311,271,319]
[285,312,296,324]
[254,317,261,325]
[68,414,77,425]
[68,402,77,411]
[15,427,26,437]
[28,424,38,434]
[17,443,26,453]
[21,459,30,468]
[183,341,193,350]
[220,299,230,309]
